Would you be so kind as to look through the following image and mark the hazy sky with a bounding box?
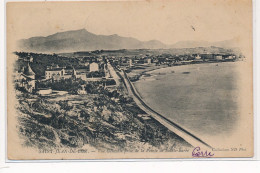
[7,0,252,44]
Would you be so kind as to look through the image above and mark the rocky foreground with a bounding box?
[16,84,192,153]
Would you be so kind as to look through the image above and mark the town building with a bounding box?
[74,68,88,81]
[147,58,152,64]
[104,65,112,79]
[129,59,133,67]
[225,55,235,60]
[195,54,202,60]
[45,68,64,80]
[89,62,99,72]
[37,88,52,95]
[84,62,90,66]
[77,85,87,94]
[215,55,223,60]
[45,66,75,80]
[200,54,214,60]
[16,63,36,93]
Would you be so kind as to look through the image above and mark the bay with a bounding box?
[134,62,240,146]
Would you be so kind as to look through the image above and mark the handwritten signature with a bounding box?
[192,146,214,158]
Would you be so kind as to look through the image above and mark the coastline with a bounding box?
[121,70,212,149]
[127,64,168,82]
[127,61,238,83]
[131,61,241,147]
[11,48,251,158]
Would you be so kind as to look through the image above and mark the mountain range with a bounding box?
[18,28,239,53]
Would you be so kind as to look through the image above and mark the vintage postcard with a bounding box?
[7,0,253,160]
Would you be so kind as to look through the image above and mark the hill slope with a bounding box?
[18,29,239,53]
[18,29,166,53]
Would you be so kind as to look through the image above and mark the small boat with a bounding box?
[182,72,190,74]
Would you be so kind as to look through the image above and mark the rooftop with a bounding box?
[23,63,35,76]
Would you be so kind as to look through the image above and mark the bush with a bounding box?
[37,78,85,94]
[87,71,105,78]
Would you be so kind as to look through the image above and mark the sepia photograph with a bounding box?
[6,0,253,159]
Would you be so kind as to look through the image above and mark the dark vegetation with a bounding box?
[87,71,105,78]
[37,78,116,94]
[16,82,192,152]
[37,78,85,94]
[15,52,80,78]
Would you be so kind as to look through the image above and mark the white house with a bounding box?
[89,62,99,72]
[215,55,223,60]
[195,55,201,60]
[37,88,52,95]
[226,55,235,60]
[147,58,152,64]
[129,59,133,67]
[45,68,64,80]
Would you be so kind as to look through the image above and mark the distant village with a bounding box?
[14,51,239,95]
